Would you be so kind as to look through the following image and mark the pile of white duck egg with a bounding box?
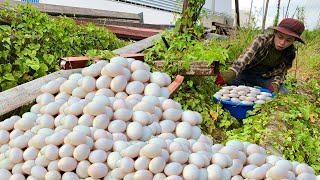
[0,56,319,180]
[214,85,273,105]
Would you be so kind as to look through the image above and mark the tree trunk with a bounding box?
[179,0,205,36]
[179,0,189,33]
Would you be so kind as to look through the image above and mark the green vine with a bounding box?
[145,30,229,76]
[145,0,231,76]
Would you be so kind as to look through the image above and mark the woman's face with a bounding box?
[274,31,296,51]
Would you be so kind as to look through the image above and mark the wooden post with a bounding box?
[235,0,240,27]
[261,0,269,33]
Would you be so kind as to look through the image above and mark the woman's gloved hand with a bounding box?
[269,83,279,93]
[214,74,226,85]
[214,69,236,86]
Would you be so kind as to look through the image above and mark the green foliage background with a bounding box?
[0,3,127,91]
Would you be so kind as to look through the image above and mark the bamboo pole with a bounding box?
[248,0,254,27]
[274,0,281,26]
[285,0,291,18]
[263,0,265,16]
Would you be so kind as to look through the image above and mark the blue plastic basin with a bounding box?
[214,88,274,120]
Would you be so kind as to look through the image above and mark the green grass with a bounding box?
[291,29,320,80]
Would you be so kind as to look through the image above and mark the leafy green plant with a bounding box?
[145,31,229,73]
[225,89,320,172]
[86,49,118,60]
[0,3,127,91]
[145,0,231,74]
[171,76,240,141]
[223,27,258,66]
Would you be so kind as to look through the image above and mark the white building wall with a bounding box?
[239,10,250,27]
[23,0,233,26]
[232,9,250,27]
[202,0,233,16]
[40,0,178,25]
[214,0,232,16]
[203,0,213,14]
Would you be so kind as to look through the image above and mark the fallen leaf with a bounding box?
[209,110,218,121]
[310,113,316,123]
[281,97,289,102]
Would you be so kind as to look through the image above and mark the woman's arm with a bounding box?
[230,35,266,75]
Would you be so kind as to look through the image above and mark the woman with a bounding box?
[215,18,305,93]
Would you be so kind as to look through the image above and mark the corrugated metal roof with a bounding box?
[21,0,39,2]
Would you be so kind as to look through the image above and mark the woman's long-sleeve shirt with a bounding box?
[229,34,296,85]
